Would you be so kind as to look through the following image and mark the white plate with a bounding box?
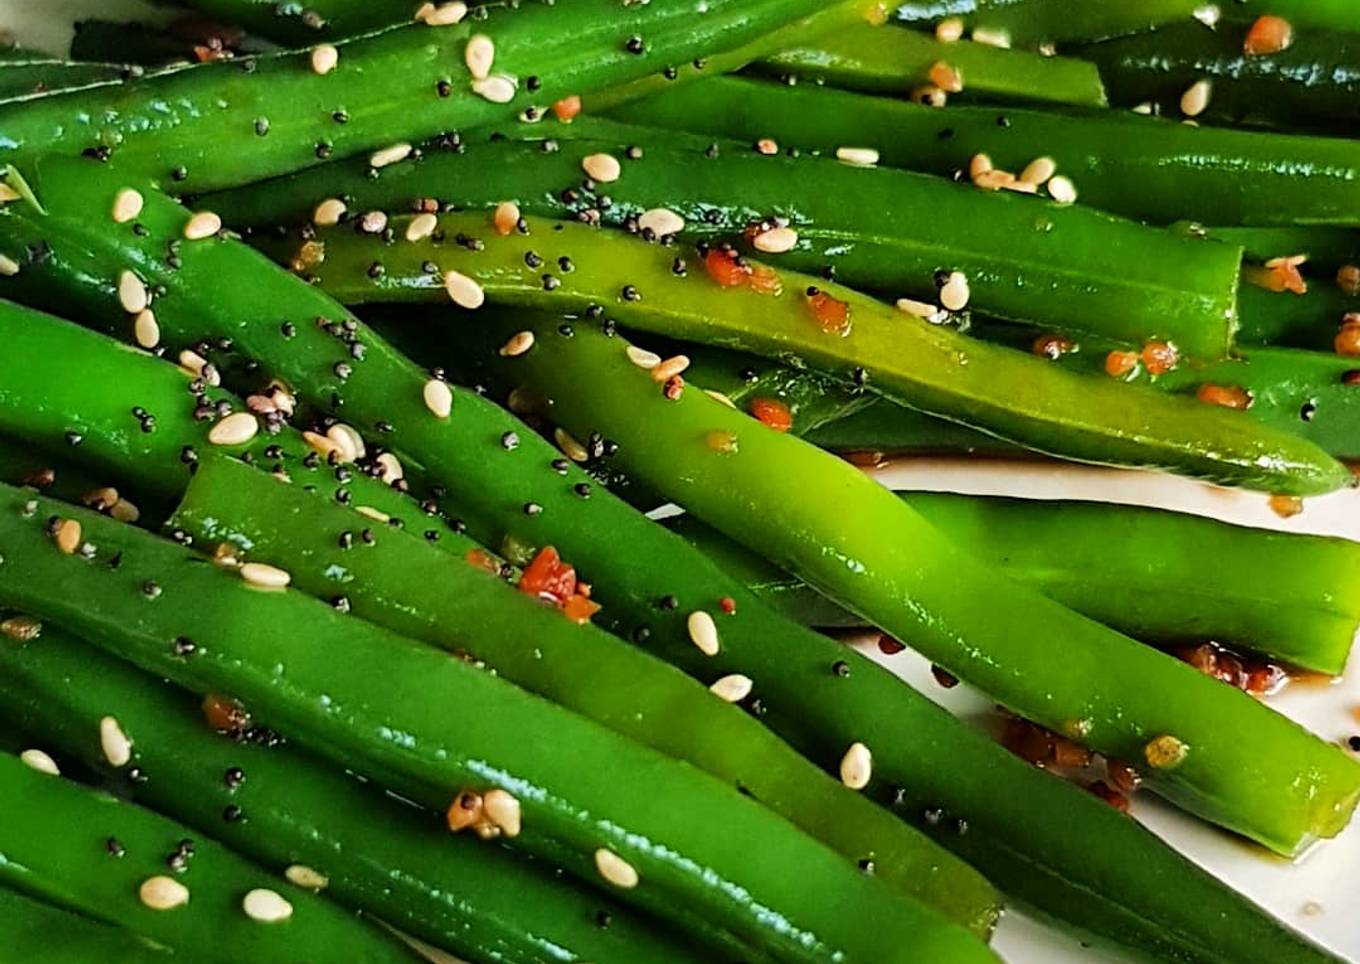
[5,3,1358,960]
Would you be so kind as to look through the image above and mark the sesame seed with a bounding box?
[637,208,686,237]
[483,788,522,837]
[472,74,517,103]
[415,1,468,25]
[594,848,639,889]
[0,254,18,276]
[971,26,1011,47]
[444,270,485,309]
[100,715,133,767]
[626,346,661,370]
[313,198,346,227]
[242,888,293,923]
[20,748,59,775]
[423,378,454,418]
[935,16,964,41]
[1047,176,1078,205]
[896,297,941,319]
[208,411,260,446]
[1180,79,1212,117]
[840,742,872,789]
[752,226,798,254]
[240,562,291,589]
[376,452,404,483]
[939,271,971,311]
[1193,3,1220,26]
[370,143,413,169]
[302,430,344,461]
[835,147,879,167]
[1144,734,1189,770]
[973,169,1016,191]
[326,423,366,462]
[118,270,149,313]
[354,505,390,523]
[709,674,753,703]
[0,184,20,202]
[55,518,82,555]
[687,610,720,656]
[493,201,520,236]
[139,876,189,911]
[912,83,947,108]
[112,188,144,223]
[465,34,495,80]
[178,350,219,386]
[650,354,690,383]
[405,212,438,242]
[285,864,329,890]
[183,211,222,240]
[581,153,622,183]
[133,309,160,349]
[1019,156,1057,186]
[929,61,964,93]
[0,615,42,641]
[499,330,535,357]
[553,427,590,462]
[111,499,141,523]
[310,44,339,75]
[358,210,388,234]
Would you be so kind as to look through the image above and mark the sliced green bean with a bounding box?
[0,886,173,963]
[892,0,1207,47]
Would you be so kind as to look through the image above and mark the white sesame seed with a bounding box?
[637,207,686,238]
[973,169,1016,191]
[626,345,660,370]
[755,137,779,155]
[835,147,879,167]
[0,615,42,642]
[1019,156,1057,186]
[133,309,160,349]
[465,34,495,81]
[912,83,948,108]
[971,26,1012,47]
[370,143,413,169]
[1193,3,1220,26]
[493,201,521,236]
[285,864,329,890]
[581,153,622,183]
[376,452,404,483]
[139,876,189,911]
[554,427,589,462]
[406,212,438,242]
[840,742,872,789]
[240,562,291,589]
[358,210,388,235]
[443,270,485,309]
[110,499,141,524]
[117,270,149,313]
[1180,79,1212,117]
[1047,175,1078,205]
[423,378,454,418]
[0,254,18,276]
[112,188,144,223]
[687,610,720,656]
[935,16,964,41]
[650,354,690,383]
[100,715,133,767]
[178,350,220,385]
[1004,179,1039,195]
[266,381,296,417]
[709,674,753,703]
[301,431,342,462]
[208,411,260,446]
[703,389,737,409]
[416,1,468,25]
[752,226,798,254]
[183,211,222,241]
[499,330,535,357]
[483,789,522,837]
[968,153,993,180]
[20,748,59,775]
[54,519,82,555]
[242,888,293,923]
[939,271,971,312]
[313,197,347,227]
[896,297,942,319]
[326,423,366,462]
[594,848,639,889]
[472,75,517,104]
[310,43,339,75]
[354,505,390,523]
[1132,102,1155,115]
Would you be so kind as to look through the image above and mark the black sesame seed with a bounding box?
[222,804,243,822]
[106,837,126,857]
[621,285,640,301]
[224,767,245,789]
[625,35,644,54]
[658,594,678,611]
[832,660,851,678]
[254,117,270,136]
[332,595,352,613]
[573,482,592,498]
[1348,735,1360,751]
[142,581,162,599]
[173,636,196,657]
[436,79,453,97]
[551,458,570,474]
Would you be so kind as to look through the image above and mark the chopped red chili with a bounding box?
[551,95,581,122]
[1140,340,1179,375]
[1196,383,1252,410]
[517,546,578,606]
[465,547,501,574]
[805,288,851,335]
[1086,780,1131,813]
[703,248,750,288]
[749,397,793,432]
[201,693,251,734]
[1104,350,1139,378]
[1244,15,1293,55]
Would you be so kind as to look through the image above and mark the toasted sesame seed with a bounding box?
[840,741,872,789]
[1019,156,1057,186]
[1047,175,1078,204]
[118,270,149,313]
[499,330,535,357]
[582,153,622,183]
[968,154,993,180]
[139,876,189,911]
[133,309,160,349]
[1180,79,1212,117]
[935,16,964,41]
[313,197,347,227]
[20,748,59,775]
[370,143,413,169]
[465,34,495,80]
[326,423,365,462]
[971,26,1011,47]
[444,270,485,309]
[472,75,517,103]
[703,389,738,409]
[376,452,404,483]
[208,411,260,446]
[493,201,520,236]
[755,138,779,155]
[626,346,661,369]
[752,226,798,254]
[55,518,82,555]
[179,350,220,385]
[594,848,639,889]
[709,674,753,703]
[483,789,522,837]
[637,207,686,237]
[354,505,390,523]
[184,211,222,240]
[242,888,292,923]
[100,715,133,767]
[112,188,144,223]
[1004,179,1038,195]
[405,212,438,242]
[111,499,141,523]
[416,1,468,25]
[423,378,454,418]
[240,562,291,589]
[1144,734,1189,770]
[554,427,589,462]
[687,610,720,656]
[973,169,1016,191]
[1,615,42,642]
[358,210,388,234]
[939,271,971,311]
[285,864,329,890]
[302,430,343,461]
[835,147,879,167]
[310,44,339,75]
[650,354,690,383]
[0,254,18,276]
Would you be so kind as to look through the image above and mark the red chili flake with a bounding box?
[551,95,581,122]
[719,597,737,615]
[1336,320,1360,357]
[201,693,251,734]
[1086,780,1131,813]
[844,450,890,469]
[1105,760,1142,795]
[417,197,440,214]
[704,248,750,288]
[1031,334,1075,360]
[1178,641,1288,696]
[662,374,685,400]
[1247,258,1308,294]
[876,634,906,655]
[749,397,793,432]
[576,581,592,598]
[517,546,577,606]
[1244,15,1293,55]
[928,60,963,93]
[562,593,602,625]
[465,547,501,574]
[1001,717,1055,767]
[805,287,851,335]
[748,264,783,296]
[1104,350,1139,378]
[929,664,959,688]
[1196,383,1252,410]
[1140,340,1179,375]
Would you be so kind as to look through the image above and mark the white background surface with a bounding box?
[4,2,1358,960]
